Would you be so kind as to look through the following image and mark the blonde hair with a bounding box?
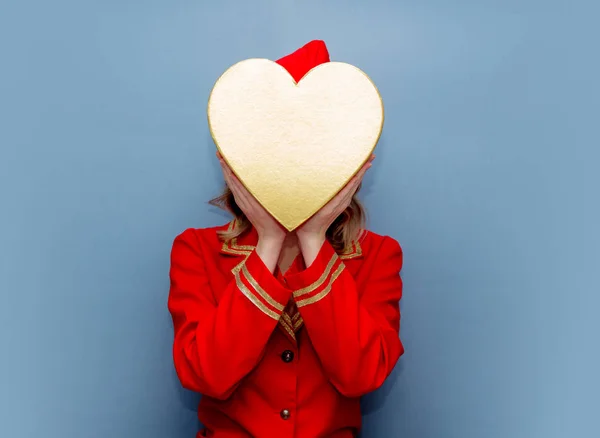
[209,185,366,253]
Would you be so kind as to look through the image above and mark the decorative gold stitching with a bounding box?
[339,240,363,260]
[230,258,247,274]
[241,263,284,312]
[230,237,255,252]
[296,263,345,308]
[283,308,303,333]
[293,253,338,298]
[293,316,303,330]
[222,236,255,255]
[280,312,297,339]
[283,306,304,333]
[221,220,256,256]
[279,318,296,340]
[222,240,253,256]
[281,312,293,326]
[227,220,236,231]
[233,266,280,319]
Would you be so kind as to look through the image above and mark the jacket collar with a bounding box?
[219,220,364,260]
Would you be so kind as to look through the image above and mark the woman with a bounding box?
[168,41,404,438]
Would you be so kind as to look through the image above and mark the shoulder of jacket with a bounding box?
[173,222,229,247]
[360,230,403,255]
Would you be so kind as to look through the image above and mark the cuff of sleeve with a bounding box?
[238,249,292,315]
[286,240,343,305]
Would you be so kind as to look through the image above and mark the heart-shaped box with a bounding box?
[208,58,383,231]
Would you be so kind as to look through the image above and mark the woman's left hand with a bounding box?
[296,155,374,264]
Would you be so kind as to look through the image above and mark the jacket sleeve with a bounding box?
[168,229,291,400]
[285,236,404,398]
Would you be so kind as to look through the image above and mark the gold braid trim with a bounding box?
[296,263,345,308]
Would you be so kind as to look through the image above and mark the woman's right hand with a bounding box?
[218,154,287,272]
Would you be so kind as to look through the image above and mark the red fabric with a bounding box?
[168,222,404,437]
[275,40,330,82]
[274,254,306,338]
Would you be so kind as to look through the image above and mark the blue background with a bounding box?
[1,1,599,437]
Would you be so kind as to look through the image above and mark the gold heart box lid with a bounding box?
[208,40,384,231]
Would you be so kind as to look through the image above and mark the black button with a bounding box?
[280,409,290,420]
[281,350,294,363]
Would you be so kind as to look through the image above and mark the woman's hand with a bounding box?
[296,155,375,266]
[218,154,286,272]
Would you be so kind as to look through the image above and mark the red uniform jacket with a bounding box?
[168,221,404,437]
